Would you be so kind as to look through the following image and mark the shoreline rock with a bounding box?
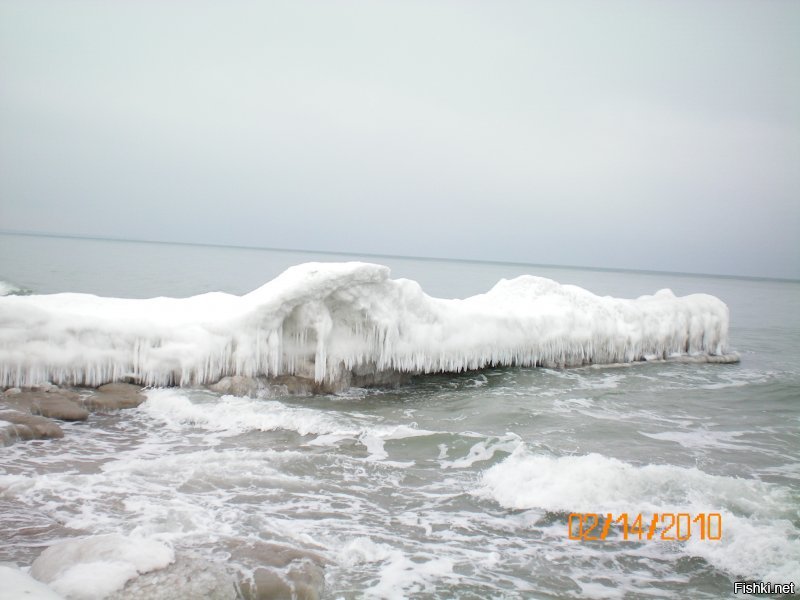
[82,383,146,411]
[0,409,64,445]
[2,390,88,422]
[230,541,327,600]
[0,382,146,447]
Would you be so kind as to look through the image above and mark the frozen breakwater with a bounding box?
[0,262,737,390]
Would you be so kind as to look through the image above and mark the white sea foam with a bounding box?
[0,262,734,388]
[639,429,751,451]
[140,389,351,438]
[440,433,522,469]
[140,388,437,460]
[479,448,800,582]
[338,537,456,598]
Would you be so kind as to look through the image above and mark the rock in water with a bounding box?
[0,409,64,445]
[4,391,88,421]
[82,383,145,411]
[209,375,261,397]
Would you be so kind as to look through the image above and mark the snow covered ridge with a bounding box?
[0,262,736,389]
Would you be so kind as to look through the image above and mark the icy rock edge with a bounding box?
[0,262,738,391]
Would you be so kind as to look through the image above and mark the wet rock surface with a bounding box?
[210,375,263,397]
[3,390,88,421]
[82,383,146,411]
[107,555,238,600]
[0,409,64,444]
[230,541,327,600]
[0,382,146,446]
[207,370,409,398]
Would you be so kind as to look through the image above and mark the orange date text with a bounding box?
[567,512,722,541]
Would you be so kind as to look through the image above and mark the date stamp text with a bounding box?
[567,512,722,541]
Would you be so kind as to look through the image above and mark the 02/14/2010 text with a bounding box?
[568,512,722,541]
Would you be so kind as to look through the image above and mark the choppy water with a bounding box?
[1,233,798,599]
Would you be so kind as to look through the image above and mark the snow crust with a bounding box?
[0,262,733,389]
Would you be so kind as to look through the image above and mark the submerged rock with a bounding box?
[231,541,327,600]
[239,564,324,600]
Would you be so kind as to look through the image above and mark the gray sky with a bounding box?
[1,0,798,279]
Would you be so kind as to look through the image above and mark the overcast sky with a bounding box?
[0,0,798,279]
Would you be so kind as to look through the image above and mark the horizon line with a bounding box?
[1,228,797,284]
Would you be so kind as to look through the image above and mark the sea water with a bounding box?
[1,233,798,599]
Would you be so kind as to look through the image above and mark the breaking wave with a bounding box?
[0,262,735,389]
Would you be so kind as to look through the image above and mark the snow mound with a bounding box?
[0,262,734,389]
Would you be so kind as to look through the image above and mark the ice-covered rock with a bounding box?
[0,565,64,599]
[30,534,175,600]
[0,262,735,390]
[105,555,237,600]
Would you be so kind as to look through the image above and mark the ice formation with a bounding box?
[0,262,734,389]
[29,534,175,600]
[0,565,64,600]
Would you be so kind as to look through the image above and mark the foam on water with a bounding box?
[338,538,457,598]
[2,389,797,598]
[140,389,355,438]
[440,434,522,469]
[639,429,752,451]
[140,388,438,462]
